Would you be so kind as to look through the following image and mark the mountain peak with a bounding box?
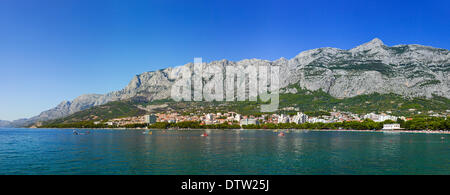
[368,37,384,45]
[350,38,386,52]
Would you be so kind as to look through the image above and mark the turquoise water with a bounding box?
[0,128,448,175]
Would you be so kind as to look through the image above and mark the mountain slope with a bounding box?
[15,38,450,127]
[46,101,147,124]
[42,90,450,125]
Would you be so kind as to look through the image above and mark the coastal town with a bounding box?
[95,110,449,131]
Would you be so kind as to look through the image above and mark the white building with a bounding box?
[382,123,402,130]
[378,114,398,122]
[234,114,241,122]
[206,114,213,121]
[363,113,397,122]
[308,117,327,123]
[278,114,290,123]
[240,118,259,125]
[292,112,308,124]
[144,114,157,124]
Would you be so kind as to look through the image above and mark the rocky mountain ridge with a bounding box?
[7,38,449,127]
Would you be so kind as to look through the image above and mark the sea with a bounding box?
[0,128,448,175]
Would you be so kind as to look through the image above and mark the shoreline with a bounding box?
[306,129,450,134]
[24,127,450,134]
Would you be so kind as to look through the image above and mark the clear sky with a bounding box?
[0,0,449,121]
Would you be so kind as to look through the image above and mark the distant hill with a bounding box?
[0,120,12,127]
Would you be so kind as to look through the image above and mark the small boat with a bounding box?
[143,130,152,135]
[73,130,90,135]
[278,132,285,137]
[201,133,209,137]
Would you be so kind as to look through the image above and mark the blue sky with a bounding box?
[0,0,449,121]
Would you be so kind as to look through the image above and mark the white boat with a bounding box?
[383,131,401,134]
